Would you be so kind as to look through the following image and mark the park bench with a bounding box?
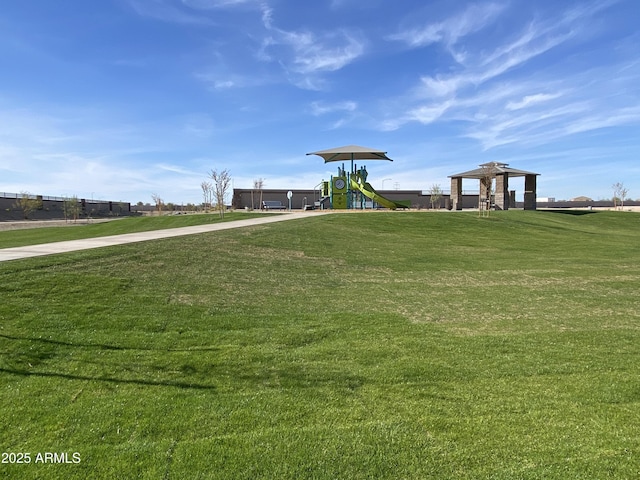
[261,200,287,210]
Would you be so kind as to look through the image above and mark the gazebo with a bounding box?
[449,162,540,210]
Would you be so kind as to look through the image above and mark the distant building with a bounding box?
[0,192,132,221]
[571,196,593,202]
[537,197,555,203]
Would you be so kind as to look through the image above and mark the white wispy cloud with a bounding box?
[398,101,453,129]
[415,23,575,102]
[253,4,366,85]
[129,0,263,23]
[260,27,365,76]
[180,0,259,8]
[309,101,357,116]
[506,93,564,111]
[378,0,639,152]
[309,100,358,129]
[293,33,364,74]
[156,163,201,176]
[193,70,272,90]
[387,2,506,62]
[562,105,640,135]
[131,1,365,94]
[464,102,592,149]
[388,2,505,47]
[127,0,214,25]
[0,106,218,201]
[167,1,366,91]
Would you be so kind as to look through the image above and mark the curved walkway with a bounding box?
[0,212,328,263]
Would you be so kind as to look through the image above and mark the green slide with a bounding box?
[349,176,410,210]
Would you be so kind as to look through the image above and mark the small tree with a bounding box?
[428,184,443,210]
[201,181,213,212]
[620,185,628,209]
[612,182,628,210]
[208,169,232,218]
[14,191,42,219]
[253,178,265,210]
[251,179,258,210]
[479,163,497,217]
[63,195,81,223]
[151,193,164,215]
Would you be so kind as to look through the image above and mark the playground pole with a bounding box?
[348,153,354,209]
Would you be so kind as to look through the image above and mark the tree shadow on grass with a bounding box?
[0,367,217,390]
[0,333,220,352]
[0,334,367,393]
[0,333,218,390]
[541,209,599,216]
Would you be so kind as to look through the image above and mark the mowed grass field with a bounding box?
[0,212,267,249]
[1,210,639,479]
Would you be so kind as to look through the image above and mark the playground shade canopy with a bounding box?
[306,145,393,163]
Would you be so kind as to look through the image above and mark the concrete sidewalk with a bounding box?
[0,213,324,263]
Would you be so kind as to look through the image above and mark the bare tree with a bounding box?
[151,193,164,215]
[479,163,497,217]
[208,169,232,218]
[63,195,81,223]
[14,191,42,219]
[201,181,213,212]
[254,178,265,210]
[252,179,259,210]
[621,185,629,209]
[612,182,628,210]
[428,184,443,210]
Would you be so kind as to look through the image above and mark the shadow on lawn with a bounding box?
[0,333,219,352]
[0,367,217,390]
[541,209,599,216]
[0,333,218,390]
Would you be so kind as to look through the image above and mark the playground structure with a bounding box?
[307,145,410,210]
[231,147,543,211]
[317,165,411,210]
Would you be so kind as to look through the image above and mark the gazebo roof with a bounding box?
[449,162,539,179]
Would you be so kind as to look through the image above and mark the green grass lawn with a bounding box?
[0,211,268,249]
[1,210,639,479]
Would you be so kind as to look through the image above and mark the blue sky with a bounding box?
[1,0,639,204]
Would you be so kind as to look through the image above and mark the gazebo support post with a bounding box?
[495,173,509,210]
[524,174,537,210]
[450,177,462,210]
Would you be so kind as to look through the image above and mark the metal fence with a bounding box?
[1,192,112,203]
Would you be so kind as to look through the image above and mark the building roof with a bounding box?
[449,162,539,179]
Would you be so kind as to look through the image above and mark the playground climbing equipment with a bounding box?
[325,164,409,210]
[307,145,410,210]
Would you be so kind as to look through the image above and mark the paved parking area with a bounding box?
[0,213,325,262]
